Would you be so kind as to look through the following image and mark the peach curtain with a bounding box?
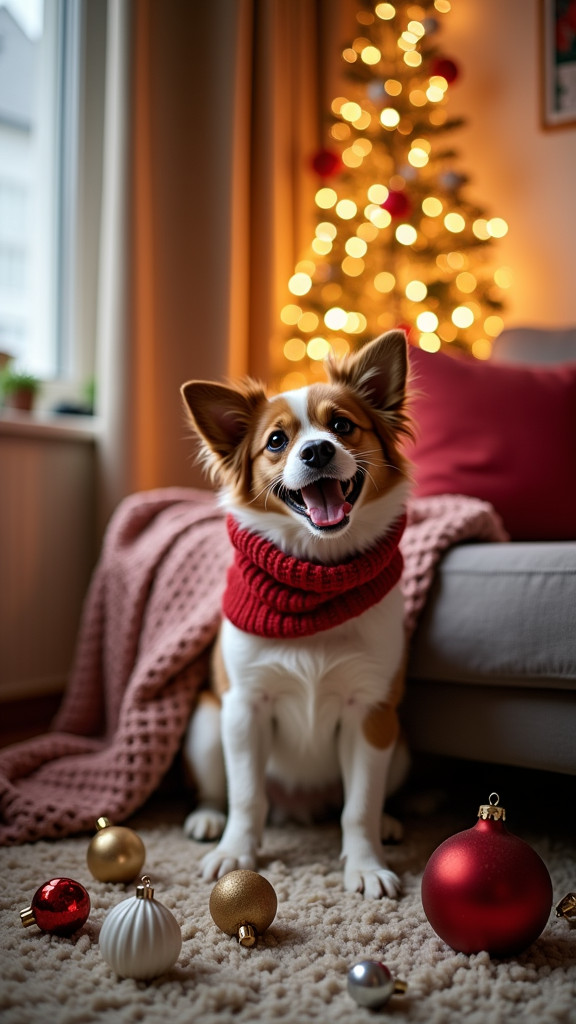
[96,0,352,528]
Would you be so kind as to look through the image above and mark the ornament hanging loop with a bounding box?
[478,793,506,821]
[136,876,154,900]
[555,892,576,923]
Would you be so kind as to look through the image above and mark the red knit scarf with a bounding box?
[223,513,406,639]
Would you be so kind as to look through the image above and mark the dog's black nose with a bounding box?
[299,439,335,469]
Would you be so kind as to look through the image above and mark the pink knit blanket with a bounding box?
[0,488,507,845]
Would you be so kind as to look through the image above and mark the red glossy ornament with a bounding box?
[311,148,342,178]
[430,56,459,83]
[381,190,412,218]
[20,877,91,936]
[422,794,553,957]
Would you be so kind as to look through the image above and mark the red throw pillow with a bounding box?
[407,345,576,540]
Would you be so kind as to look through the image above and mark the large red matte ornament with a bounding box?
[20,877,91,936]
[311,148,342,178]
[421,794,553,957]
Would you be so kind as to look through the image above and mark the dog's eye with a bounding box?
[266,430,288,452]
[330,416,355,436]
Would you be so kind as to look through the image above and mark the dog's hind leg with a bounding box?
[183,691,227,840]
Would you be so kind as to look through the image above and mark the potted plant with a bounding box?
[0,367,41,412]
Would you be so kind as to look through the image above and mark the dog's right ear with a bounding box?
[181,379,267,478]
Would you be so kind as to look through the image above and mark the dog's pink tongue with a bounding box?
[300,480,352,527]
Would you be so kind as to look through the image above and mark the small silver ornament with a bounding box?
[347,960,407,1009]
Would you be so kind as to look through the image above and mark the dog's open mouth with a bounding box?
[278,471,364,530]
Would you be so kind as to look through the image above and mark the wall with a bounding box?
[440,0,576,330]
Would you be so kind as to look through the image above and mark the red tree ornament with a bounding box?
[20,877,91,936]
[430,56,460,84]
[381,189,412,218]
[421,794,553,957]
[310,148,342,178]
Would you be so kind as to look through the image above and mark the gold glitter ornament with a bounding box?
[86,817,146,883]
[209,869,277,946]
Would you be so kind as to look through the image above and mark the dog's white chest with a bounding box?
[220,587,404,790]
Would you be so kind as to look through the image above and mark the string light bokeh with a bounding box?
[274,0,511,390]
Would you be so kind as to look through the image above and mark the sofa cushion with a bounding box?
[407,345,576,540]
[408,540,576,688]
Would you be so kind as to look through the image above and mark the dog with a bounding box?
[180,330,413,898]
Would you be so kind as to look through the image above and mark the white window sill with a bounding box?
[0,409,100,442]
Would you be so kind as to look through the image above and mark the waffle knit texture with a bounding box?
[223,514,406,638]
[0,489,507,845]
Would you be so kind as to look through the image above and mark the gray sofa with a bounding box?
[402,328,576,776]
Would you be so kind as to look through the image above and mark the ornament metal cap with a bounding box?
[477,792,506,821]
[555,892,576,922]
[136,876,155,900]
[20,906,36,928]
[96,816,112,830]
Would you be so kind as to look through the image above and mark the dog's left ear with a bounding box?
[326,330,408,413]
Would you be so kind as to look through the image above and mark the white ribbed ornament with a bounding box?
[99,876,182,980]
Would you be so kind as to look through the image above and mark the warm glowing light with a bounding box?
[385,79,402,96]
[347,312,367,333]
[343,48,357,63]
[409,89,427,106]
[342,148,363,169]
[472,339,492,359]
[353,36,370,52]
[380,108,401,128]
[426,85,445,103]
[324,307,348,330]
[419,332,441,352]
[374,271,395,293]
[284,338,307,361]
[430,75,448,91]
[398,34,417,52]
[429,108,447,126]
[494,266,513,288]
[406,280,428,301]
[396,224,418,245]
[484,315,504,336]
[331,97,347,115]
[336,199,357,219]
[341,101,362,122]
[316,222,337,241]
[444,212,465,233]
[354,138,372,155]
[357,222,378,243]
[366,205,391,228]
[280,304,301,325]
[298,312,319,332]
[282,371,308,390]
[345,237,368,258]
[312,238,332,255]
[417,311,439,332]
[446,251,466,269]
[472,218,490,240]
[408,20,425,37]
[408,147,429,167]
[404,50,422,67]
[452,305,475,328]
[361,45,381,64]
[289,272,312,296]
[355,110,372,130]
[331,123,350,141]
[367,183,388,204]
[438,320,457,342]
[322,283,342,302]
[342,256,365,276]
[307,337,331,360]
[422,196,443,217]
[296,260,316,276]
[376,2,396,19]
[487,217,509,238]
[315,187,337,209]
[456,271,477,293]
[331,337,350,358]
[434,0,451,11]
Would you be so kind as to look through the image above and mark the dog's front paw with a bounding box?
[344,859,401,899]
[201,844,258,882]
[183,807,227,841]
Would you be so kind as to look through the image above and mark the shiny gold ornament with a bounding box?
[86,817,146,883]
[209,869,277,947]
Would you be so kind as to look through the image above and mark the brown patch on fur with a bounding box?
[210,632,228,701]
[362,702,399,750]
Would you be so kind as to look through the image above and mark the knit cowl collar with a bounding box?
[223,513,406,639]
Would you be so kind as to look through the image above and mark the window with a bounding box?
[0,0,106,402]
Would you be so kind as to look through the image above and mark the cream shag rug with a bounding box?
[0,768,575,1024]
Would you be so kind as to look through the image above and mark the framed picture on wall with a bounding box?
[541,0,576,127]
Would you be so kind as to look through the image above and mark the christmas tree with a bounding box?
[275,0,510,390]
